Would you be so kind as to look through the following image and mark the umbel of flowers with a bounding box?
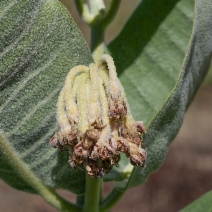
[50,54,147,178]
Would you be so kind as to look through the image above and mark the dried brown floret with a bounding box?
[133,136,143,146]
[67,129,78,146]
[86,128,100,141]
[128,142,147,167]
[74,142,91,159]
[89,146,99,160]
[136,121,146,135]
[95,141,118,160]
[68,153,84,170]
[109,154,120,166]
[116,137,130,153]
[108,97,127,120]
[50,132,68,150]
[50,133,60,149]
[85,158,105,178]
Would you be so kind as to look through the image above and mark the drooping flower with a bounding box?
[50,54,147,178]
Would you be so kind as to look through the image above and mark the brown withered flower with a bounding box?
[50,54,147,178]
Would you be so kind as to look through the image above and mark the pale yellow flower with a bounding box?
[50,54,147,178]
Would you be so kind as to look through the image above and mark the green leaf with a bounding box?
[0,0,93,194]
[180,190,212,212]
[107,0,212,190]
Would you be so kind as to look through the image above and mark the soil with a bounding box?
[0,85,212,212]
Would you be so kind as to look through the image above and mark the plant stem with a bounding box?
[76,194,85,206]
[91,24,105,62]
[101,0,121,26]
[76,1,123,211]
[83,21,104,212]
[100,188,125,212]
[84,174,102,212]
[0,133,82,212]
[75,0,121,62]
[99,179,104,204]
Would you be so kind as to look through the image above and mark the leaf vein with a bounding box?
[30,149,57,169]
[142,50,177,82]
[0,44,65,111]
[19,126,57,159]
[6,84,62,136]
[175,2,194,22]
[123,71,158,112]
[0,0,16,20]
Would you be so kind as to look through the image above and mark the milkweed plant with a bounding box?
[0,0,211,212]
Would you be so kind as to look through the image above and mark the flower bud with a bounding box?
[50,54,147,178]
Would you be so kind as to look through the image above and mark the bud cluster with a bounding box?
[50,54,147,178]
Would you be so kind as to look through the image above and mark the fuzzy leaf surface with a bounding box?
[0,0,93,194]
[107,0,212,190]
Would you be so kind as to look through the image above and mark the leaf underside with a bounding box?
[107,0,212,190]
[0,0,93,194]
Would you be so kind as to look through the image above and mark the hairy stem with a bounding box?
[91,24,105,62]
[80,1,122,211]
[84,174,102,212]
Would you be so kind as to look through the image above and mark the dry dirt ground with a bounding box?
[0,85,212,212]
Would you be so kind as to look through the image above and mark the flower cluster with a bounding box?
[50,54,147,178]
